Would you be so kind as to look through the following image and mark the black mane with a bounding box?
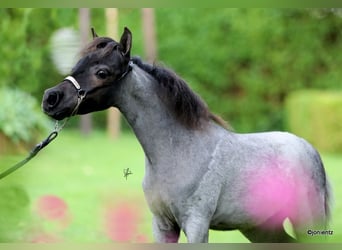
[131,57,227,130]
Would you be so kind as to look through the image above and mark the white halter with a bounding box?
[64,76,81,90]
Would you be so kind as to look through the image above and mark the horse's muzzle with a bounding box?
[45,90,63,109]
[42,88,70,120]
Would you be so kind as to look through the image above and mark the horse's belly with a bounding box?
[210,224,236,231]
[209,212,246,231]
[209,198,253,231]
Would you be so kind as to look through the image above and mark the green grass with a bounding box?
[0,130,341,243]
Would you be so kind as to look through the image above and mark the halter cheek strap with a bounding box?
[63,76,86,117]
[64,61,133,97]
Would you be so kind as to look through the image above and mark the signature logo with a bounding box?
[123,168,133,180]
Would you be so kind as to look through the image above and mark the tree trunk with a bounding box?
[106,8,121,139]
[79,8,92,135]
[142,8,157,63]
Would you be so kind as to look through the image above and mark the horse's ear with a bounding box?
[91,27,98,39]
[119,27,132,58]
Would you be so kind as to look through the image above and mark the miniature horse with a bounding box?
[42,27,331,242]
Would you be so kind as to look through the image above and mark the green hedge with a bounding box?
[285,90,342,153]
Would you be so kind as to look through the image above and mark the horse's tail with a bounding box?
[312,148,333,229]
[324,175,333,229]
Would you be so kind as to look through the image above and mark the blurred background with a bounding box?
[0,8,341,243]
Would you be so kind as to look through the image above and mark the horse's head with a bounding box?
[42,27,132,120]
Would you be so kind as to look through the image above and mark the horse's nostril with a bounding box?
[46,91,60,108]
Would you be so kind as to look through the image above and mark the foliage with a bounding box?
[155,9,342,132]
[1,9,342,132]
[1,9,66,98]
[0,87,50,144]
[285,90,342,153]
[0,9,105,97]
[0,9,108,129]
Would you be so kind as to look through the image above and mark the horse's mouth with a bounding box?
[44,108,72,121]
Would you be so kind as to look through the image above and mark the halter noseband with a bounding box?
[65,76,81,90]
[64,75,86,99]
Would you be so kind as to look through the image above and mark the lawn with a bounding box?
[0,129,341,243]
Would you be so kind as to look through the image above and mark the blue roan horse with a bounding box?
[42,27,332,243]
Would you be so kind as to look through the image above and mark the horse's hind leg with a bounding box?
[291,202,328,242]
[152,215,180,243]
[239,214,297,243]
[290,185,330,242]
[240,226,297,243]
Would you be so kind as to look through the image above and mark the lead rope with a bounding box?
[0,76,85,180]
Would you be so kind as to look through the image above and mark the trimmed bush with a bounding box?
[0,88,50,154]
[285,90,342,153]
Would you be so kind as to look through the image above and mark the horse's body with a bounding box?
[42,27,331,242]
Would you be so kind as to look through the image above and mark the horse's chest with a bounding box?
[142,186,175,224]
[142,174,182,220]
[143,178,168,208]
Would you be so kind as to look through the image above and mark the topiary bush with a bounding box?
[0,87,50,154]
[285,90,342,153]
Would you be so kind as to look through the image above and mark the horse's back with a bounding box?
[231,131,324,175]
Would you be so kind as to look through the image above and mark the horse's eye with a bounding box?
[96,69,109,79]
[96,42,107,49]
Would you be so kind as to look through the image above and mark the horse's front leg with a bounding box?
[183,214,210,243]
[152,215,180,243]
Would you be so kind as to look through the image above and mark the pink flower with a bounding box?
[104,202,140,242]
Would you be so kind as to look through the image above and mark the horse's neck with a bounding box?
[116,65,193,164]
